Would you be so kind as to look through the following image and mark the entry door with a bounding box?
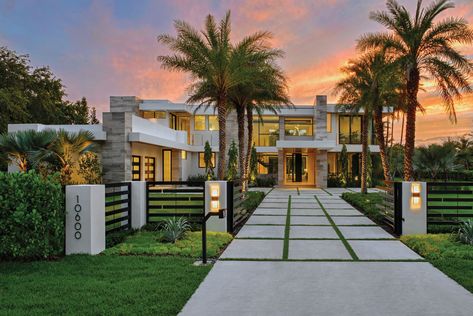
[162,150,172,181]
[293,153,303,182]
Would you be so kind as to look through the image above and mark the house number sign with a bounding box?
[74,195,82,240]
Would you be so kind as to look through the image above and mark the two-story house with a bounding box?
[7,94,386,188]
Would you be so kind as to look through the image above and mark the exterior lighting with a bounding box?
[410,182,422,210]
[210,185,220,212]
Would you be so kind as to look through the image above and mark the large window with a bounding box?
[252,116,279,146]
[284,118,313,136]
[144,157,155,181]
[327,113,332,133]
[257,154,278,175]
[208,116,218,131]
[194,115,219,131]
[339,115,362,144]
[132,155,141,181]
[194,116,206,131]
[198,152,216,168]
[162,150,172,181]
[142,111,166,119]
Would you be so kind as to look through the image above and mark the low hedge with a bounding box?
[0,171,65,259]
[341,192,384,222]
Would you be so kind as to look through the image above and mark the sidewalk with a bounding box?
[180,188,473,315]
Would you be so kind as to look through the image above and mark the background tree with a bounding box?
[227,140,238,180]
[358,0,473,180]
[89,107,100,124]
[249,146,258,184]
[203,141,214,180]
[414,143,458,180]
[78,152,102,184]
[339,143,349,187]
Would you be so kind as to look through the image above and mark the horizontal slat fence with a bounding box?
[146,181,205,223]
[375,181,402,235]
[105,182,131,234]
[427,182,473,227]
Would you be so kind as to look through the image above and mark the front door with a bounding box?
[294,153,302,182]
[286,153,307,183]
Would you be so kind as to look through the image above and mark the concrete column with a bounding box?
[131,181,147,229]
[315,95,328,141]
[277,149,284,185]
[102,112,133,183]
[65,185,105,255]
[316,150,328,188]
[401,181,427,235]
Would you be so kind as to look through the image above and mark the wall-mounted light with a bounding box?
[410,182,422,210]
[210,185,220,212]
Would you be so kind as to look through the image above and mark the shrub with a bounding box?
[158,217,191,243]
[0,171,64,259]
[78,152,102,184]
[242,191,265,213]
[341,192,384,222]
[106,229,137,248]
[255,174,276,187]
[458,219,473,246]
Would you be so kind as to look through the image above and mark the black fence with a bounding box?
[146,181,205,223]
[427,182,473,227]
[376,182,402,235]
[226,180,245,234]
[105,182,132,234]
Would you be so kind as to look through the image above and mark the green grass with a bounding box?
[0,255,211,316]
[282,196,291,260]
[401,234,473,293]
[103,230,232,258]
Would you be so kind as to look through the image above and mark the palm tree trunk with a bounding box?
[245,109,254,183]
[236,107,246,191]
[217,99,227,180]
[400,112,405,146]
[404,69,420,181]
[361,115,369,194]
[374,108,391,182]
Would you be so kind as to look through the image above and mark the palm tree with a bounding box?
[334,51,403,193]
[414,143,458,180]
[453,133,473,170]
[358,0,473,180]
[0,130,56,172]
[158,11,255,180]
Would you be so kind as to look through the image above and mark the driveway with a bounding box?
[180,188,473,315]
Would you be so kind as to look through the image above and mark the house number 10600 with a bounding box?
[74,195,82,240]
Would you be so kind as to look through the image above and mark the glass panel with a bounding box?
[199,152,215,168]
[163,150,172,181]
[257,154,278,175]
[142,111,155,119]
[181,150,187,160]
[169,114,177,130]
[208,115,218,131]
[284,118,313,136]
[327,113,332,133]
[194,116,206,131]
[339,116,350,144]
[327,153,337,174]
[350,116,362,144]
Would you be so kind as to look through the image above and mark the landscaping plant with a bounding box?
[158,217,191,243]
[227,140,238,180]
[458,219,473,246]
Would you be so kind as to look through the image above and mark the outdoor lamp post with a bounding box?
[202,182,227,264]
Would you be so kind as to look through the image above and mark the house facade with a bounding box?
[8,94,388,187]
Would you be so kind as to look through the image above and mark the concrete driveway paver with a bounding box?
[338,226,395,239]
[246,215,286,225]
[291,208,325,216]
[325,209,364,216]
[237,225,285,239]
[220,239,283,259]
[289,225,338,239]
[288,240,351,259]
[349,240,422,260]
[290,216,331,225]
[253,208,288,216]
[332,216,376,226]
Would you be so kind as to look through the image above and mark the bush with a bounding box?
[157,217,191,243]
[255,175,276,187]
[341,192,384,222]
[106,229,137,248]
[243,191,265,213]
[458,219,473,246]
[187,174,210,183]
[0,171,65,259]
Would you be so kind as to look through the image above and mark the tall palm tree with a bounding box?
[335,51,403,193]
[358,0,473,180]
[0,130,56,172]
[158,11,254,180]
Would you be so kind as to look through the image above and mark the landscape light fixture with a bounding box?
[410,182,422,210]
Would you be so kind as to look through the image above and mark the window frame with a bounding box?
[284,117,313,136]
[132,155,141,181]
[144,156,156,182]
[198,152,216,168]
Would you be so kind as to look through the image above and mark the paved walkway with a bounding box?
[181,188,473,315]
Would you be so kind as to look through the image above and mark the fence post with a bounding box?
[226,181,234,234]
[205,180,228,232]
[131,181,147,229]
[65,185,105,255]
[400,181,427,235]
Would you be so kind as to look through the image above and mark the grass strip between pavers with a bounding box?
[297,187,300,195]
[219,258,426,262]
[282,195,291,260]
[314,195,359,261]
[321,188,333,196]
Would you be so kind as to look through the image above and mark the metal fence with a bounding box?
[227,180,246,234]
[105,182,132,234]
[146,181,205,223]
[375,181,402,235]
[427,182,473,227]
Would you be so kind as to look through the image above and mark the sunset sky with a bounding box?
[1,0,472,144]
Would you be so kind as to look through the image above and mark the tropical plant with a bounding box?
[358,0,473,180]
[339,143,349,187]
[458,219,473,246]
[413,143,458,180]
[78,152,102,184]
[203,141,214,180]
[227,140,238,180]
[453,134,473,170]
[0,129,56,172]
[335,51,404,192]
[388,143,404,179]
[158,217,191,243]
[249,145,258,183]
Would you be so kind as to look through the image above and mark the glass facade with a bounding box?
[198,152,216,168]
[257,153,278,175]
[194,115,206,131]
[194,115,219,131]
[284,118,313,136]
[327,113,332,133]
[142,111,166,119]
[339,115,376,145]
[162,150,172,181]
[208,116,218,131]
[252,116,279,146]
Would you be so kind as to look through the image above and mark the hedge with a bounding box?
[0,171,65,259]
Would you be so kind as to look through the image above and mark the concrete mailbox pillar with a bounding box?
[205,181,228,232]
[65,185,105,255]
[131,181,147,229]
[401,181,427,235]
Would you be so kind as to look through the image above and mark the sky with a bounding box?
[0,0,472,145]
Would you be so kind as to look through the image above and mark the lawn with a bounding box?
[0,255,210,315]
[401,234,473,293]
[0,230,233,315]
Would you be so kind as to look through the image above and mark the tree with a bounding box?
[227,140,238,180]
[414,143,458,180]
[453,134,473,170]
[335,51,403,192]
[203,141,214,180]
[0,130,56,172]
[358,0,473,180]
[59,97,90,124]
[78,152,102,184]
[249,145,258,183]
[89,107,100,124]
[366,146,373,187]
[158,11,252,179]
[339,143,349,187]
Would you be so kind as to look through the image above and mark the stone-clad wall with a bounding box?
[314,95,327,142]
[110,96,141,114]
[316,150,328,188]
